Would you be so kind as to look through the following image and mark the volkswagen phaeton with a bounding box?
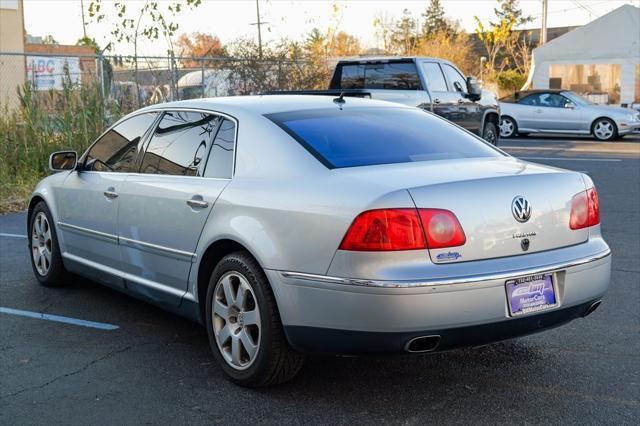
[29,95,611,386]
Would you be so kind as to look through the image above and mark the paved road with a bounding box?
[1,137,639,425]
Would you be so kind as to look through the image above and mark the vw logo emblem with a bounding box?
[511,196,532,223]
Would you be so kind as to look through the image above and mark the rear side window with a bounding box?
[204,118,236,179]
[338,62,421,90]
[421,63,447,92]
[84,112,158,172]
[140,111,221,176]
[267,108,501,169]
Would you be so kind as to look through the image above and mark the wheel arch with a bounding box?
[27,195,46,234]
[195,238,270,324]
[591,116,617,131]
[483,110,500,130]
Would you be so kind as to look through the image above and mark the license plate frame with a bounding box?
[505,274,557,317]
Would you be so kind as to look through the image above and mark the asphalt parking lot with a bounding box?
[1,135,639,425]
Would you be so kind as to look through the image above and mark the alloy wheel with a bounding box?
[31,212,52,276]
[212,271,261,370]
[593,120,614,140]
[500,118,515,138]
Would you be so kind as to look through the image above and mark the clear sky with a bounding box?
[23,0,640,55]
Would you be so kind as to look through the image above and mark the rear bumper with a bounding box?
[266,240,611,355]
[284,299,600,354]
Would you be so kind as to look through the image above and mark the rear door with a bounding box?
[117,110,236,305]
[58,112,159,288]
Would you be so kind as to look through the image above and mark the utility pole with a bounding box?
[540,0,548,45]
[249,0,269,59]
[80,0,88,39]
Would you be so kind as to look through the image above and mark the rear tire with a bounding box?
[205,251,304,387]
[28,201,69,287]
[499,116,517,138]
[592,118,617,141]
[482,121,499,145]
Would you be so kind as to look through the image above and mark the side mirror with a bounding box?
[465,76,482,102]
[49,151,77,172]
[564,102,575,109]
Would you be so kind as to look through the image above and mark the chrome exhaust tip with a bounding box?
[583,300,602,317]
[405,335,441,353]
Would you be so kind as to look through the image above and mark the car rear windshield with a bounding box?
[334,62,421,90]
[266,107,502,169]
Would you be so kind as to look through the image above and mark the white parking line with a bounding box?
[519,156,622,162]
[0,233,27,239]
[0,307,119,330]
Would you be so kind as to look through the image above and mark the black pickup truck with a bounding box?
[269,57,501,144]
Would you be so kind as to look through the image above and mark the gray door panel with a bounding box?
[117,175,228,304]
[58,171,125,288]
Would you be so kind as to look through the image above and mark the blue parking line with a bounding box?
[0,307,119,330]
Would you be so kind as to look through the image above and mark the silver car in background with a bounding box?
[499,90,640,141]
[30,95,610,387]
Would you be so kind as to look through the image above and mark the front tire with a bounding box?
[499,116,517,138]
[482,121,499,145]
[205,251,304,387]
[28,201,69,287]
[592,118,617,141]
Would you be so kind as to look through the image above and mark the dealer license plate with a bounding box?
[506,274,557,317]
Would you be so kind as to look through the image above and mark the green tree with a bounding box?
[390,9,419,55]
[422,0,450,37]
[491,0,533,27]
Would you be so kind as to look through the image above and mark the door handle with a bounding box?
[535,109,543,113]
[186,196,209,209]
[433,98,441,104]
[104,188,118,199]
[457,98,464,104]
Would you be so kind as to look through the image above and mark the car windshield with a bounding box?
[266,107,503,169]
[563,91,595,106]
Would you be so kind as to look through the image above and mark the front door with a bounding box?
[441,63,482,135]
[58,112,159,287]
[421,62,462,125]
[117,111,236,306]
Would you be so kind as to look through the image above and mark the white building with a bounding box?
[525,4,640,107]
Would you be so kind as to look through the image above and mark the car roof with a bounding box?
[137,94,405,116]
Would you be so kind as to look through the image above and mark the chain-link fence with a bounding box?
[0,51,320,116]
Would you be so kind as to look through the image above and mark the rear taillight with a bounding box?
[339,209,426,251]
[419,209,467,249]
[339,208,465,251]
[570,187,600,230]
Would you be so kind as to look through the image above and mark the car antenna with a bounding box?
[333,91,346,107]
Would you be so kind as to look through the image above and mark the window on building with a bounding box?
[548,64,621,104]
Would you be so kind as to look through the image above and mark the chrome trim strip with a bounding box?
[58,222,196,262]
[280,248,611,289]
[58,222,117,242]
[119,236,197,262]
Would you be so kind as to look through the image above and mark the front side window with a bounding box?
[442,64,467,93]
[84,112,158,172]
[339,62,421,90]
[267,107,502,169]
[421,63,448,92]
[519,93,571,108]
[140,111,221,176]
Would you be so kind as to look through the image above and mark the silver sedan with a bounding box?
[499,90,640,141]
[30,95,610,386]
